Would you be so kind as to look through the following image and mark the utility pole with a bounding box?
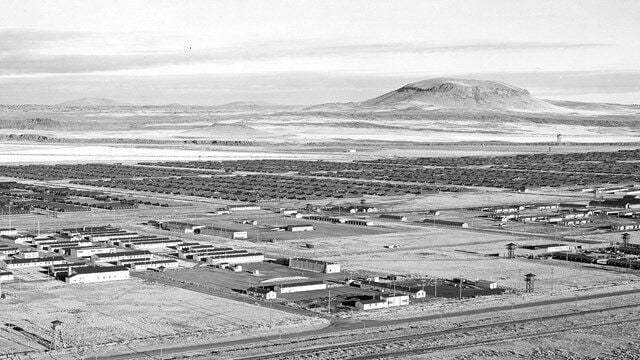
[459,278,462,299]
[434,278,437,297]
[327,289,331,314]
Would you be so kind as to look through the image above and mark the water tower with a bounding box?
[556,134,563,146]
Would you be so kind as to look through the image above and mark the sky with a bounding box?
[0,0,639,105]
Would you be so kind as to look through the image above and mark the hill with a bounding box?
[56,97,130,107]
[356,78,568,113]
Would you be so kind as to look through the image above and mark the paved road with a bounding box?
[96,288,640,360]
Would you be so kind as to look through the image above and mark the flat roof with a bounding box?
[3,256,65,264]
[72,265,129,275]
[93,250,151,258]
[278,280,325,288]
[290,257,337,266]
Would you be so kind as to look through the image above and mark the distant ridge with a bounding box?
[56,97,131,107]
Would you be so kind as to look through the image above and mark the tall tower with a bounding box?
[524,273,536,293]
[556,134,563,146]
[506,243,517,259]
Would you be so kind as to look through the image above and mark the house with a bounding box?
[66,265,130,284]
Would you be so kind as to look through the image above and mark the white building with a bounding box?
[285,224,314,232]
[228,205,261,211]
[1,256,66,269]
[289,258,341,274]
[0,271,14,281]
[276,280,326,294]
[205,252,264,265]
[20,251,40,259]
[246,287,277,299]
[92,250,152,263]
[66,266,130,284]
[0,228,18,236]
[128,259,178,271]
[1,234,34,244]
[71,247,116,258]
[475,280,498,290]
[383,294,410,307]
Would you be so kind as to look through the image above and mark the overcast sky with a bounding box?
[0,0,639,105]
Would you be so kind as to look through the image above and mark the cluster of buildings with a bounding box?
[175,242,263,265]
[151,220,249,240]
[0,225,184,285]
[300,214,374,226]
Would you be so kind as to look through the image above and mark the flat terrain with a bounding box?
[1,109,640,359]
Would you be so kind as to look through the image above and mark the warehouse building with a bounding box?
[158,221,206,234]
[0,271,14,281]
[0,246,20,256]
[205,252,264,265]
[127,259,178,271]
[200,226,248,239]
[0,228,18,236]
[71,247,116,258]
[246,286,277,299]
[289,258,341,273]
[379,214,408,222]
[227,204,261,211]
[423,219,469,228]
[276,280,327,294]
[66,265,130,284]
[92,250,152,263]
[1,256,66,269]
[285,224,314,232]
[1,233,34,244]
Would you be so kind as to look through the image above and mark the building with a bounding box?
[1,233,34,244]
[71,247,116,258]
[227,204,261,212]
[423,219,469,228]
[0,228,18,236]
[19,251,39,259]
[200,226,248,240]
[92,250,152,263]
[289,258,341,274]
[0,271,14,281]
[0,246,20,256]
[246,287,277,300]
[383,294,410,307]
[343,219,374,226]
[127,259,178,271]
[276,280,327,294]
[159,221,206,234]
[285,224,314,232]
[204,252,264,265]
[1,256,66,269]
[127,239,183,250]
[379,214,408,222]
[66,266,130,284]
[356,297,388,310]
[475,280,498,290]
